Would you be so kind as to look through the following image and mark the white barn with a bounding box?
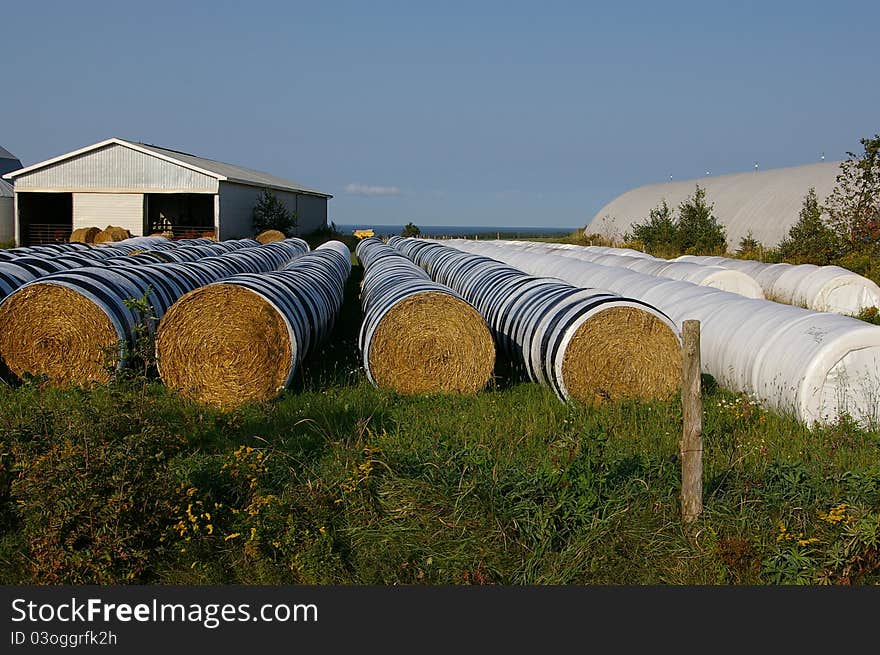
[2,138,331,246]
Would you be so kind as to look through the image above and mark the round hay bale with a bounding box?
[69,227,101,244]
[93,226,132,243]
[366,291,495,395]
[559,305,681,404]
[156,284,291,407]
[0,283,119,386]
[256,229,286,244]
[388,237,682,404]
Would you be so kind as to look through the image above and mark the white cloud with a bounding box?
[344,183,402,196]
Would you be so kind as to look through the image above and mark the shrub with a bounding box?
[776,188,841,265]
[834,246,880,286]
[627,199,677,256]
[676,185,727,254]
[401,222,421,238]
[253,188,297,236]
[735,231,765,260]
[9,426,185,583]
[573,232,616,247]
[165,444,346,583]
[825,134,880,248]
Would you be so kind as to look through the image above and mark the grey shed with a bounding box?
[0,144,23,242]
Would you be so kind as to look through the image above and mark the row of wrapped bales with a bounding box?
[389,238,682,404]
[356,238,494,395]
[676,255,880,315]
[485,241,764,299]
[155,241,351,408]
[446,239,880,427]
[0,239,309,386]
[0,241,92,261]
[0,238,260,301]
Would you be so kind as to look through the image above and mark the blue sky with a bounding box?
[3,0,878,227]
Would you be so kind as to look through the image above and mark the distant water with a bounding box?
[335,224,576,238]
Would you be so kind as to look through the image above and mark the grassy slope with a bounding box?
[0,257,878,585]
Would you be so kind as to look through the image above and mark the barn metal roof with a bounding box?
[0,144,17,161]
[0,178,12,198]
[3,138,332,198]
[585,161,843,248]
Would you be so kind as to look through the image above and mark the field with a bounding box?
[1,252,879,586]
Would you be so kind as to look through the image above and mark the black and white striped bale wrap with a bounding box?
[389,237,682,404]
[155,241,351,407]
[356,238,494,395]
[0,239,310,386]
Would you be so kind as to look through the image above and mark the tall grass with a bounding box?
[0,259,878,585]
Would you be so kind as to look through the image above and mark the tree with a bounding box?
[776,187,841,265]
[401,222,421,237]
[735,231,764,259]
[676,185,726,255]
[252,188,297,236]
[626,199,677,255]
[825,134,880,247]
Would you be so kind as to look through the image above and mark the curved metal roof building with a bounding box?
[585,160,843,248]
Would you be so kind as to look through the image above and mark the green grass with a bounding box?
[0,259,878,585]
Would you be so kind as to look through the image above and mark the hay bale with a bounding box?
[366,291,495,395]
[0,283,119,386]
[155,284,293,407]
[69,227,101,244]
[560,305,681,404]
[93,226,132,243]
[256,229,286,244]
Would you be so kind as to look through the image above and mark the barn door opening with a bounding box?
[17,192,72,245]
[146,193,215,240]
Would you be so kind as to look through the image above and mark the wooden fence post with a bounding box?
[681,319,703,524]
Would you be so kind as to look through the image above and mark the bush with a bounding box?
[626,188,726,256]
[776,188,841,265]
[825,134,880,248]
[401,222,421,238]
[834,246,880,286]
[253,188,297,236]
[8,424,185,583]
[676,185,727,254]
[735,232,765,260]
[303,221,358,252]
[627,200,677,256]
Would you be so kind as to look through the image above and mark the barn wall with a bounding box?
[218,182,327,239]
[73,193,145,235]
[13,143,219,193]
[0,197,13,242]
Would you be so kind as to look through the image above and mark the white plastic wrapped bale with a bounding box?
[390,237,682,404]
[461,241,764,299]
[0,239,309,386]
[448,239,880,427]
[677,255,880,315]
[155,241,350,407]
[356,238,494,395]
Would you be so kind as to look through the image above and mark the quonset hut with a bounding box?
[585,161,843,249]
